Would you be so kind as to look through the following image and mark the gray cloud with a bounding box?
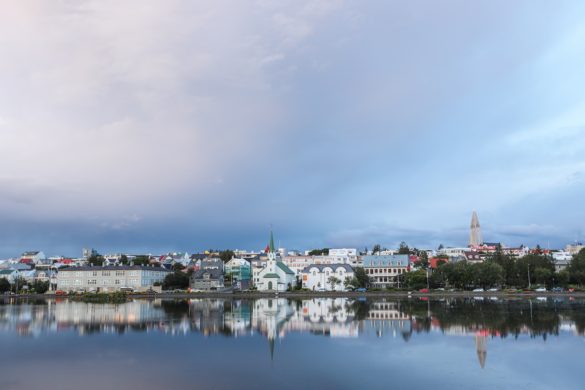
[1,1,585,256]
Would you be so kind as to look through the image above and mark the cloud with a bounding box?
[1,1,585,256]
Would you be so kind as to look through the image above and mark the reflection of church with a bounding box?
[475,331,488,369]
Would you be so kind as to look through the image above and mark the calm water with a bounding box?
[1,296,584,390]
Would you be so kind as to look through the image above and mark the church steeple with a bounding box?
[469,211,483,247]
[269,229,275,254]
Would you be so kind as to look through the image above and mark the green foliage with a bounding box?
[32,280,50,294]
[354,267,370,288]
[219,250,235,262]
[415,251,429,269]
[162,271,190,290]
[371,244,381,255]
[0,278,10,293]
[88,255,104,266]
[308,248,329,256]
[398,241,410,255]
[404,270,428,289]
[568,249,585,285]
[120,254,129,264]
[132,256,150,266]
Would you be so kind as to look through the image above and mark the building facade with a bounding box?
[301,264,354,291]
[56,266,170,292]
[362,255,410,289]
[255,232,296,291]
[190,269,225,291]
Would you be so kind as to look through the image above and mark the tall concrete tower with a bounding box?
[469,211,483,247]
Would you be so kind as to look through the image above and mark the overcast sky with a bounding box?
[1,0,585,257]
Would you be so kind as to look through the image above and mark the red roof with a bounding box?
[19,258,33,264]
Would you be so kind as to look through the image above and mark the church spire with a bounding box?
[469,211,483,247]
[269,229,275,254]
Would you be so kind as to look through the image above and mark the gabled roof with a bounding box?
[362,255,409,267]
[276,261,294,275]
[301,264,353,273]
[192,269,223,280]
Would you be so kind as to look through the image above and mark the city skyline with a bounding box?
[1,1,585,256]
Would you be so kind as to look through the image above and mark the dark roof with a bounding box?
[192,269,223,280]
[58,266,170,272]
[301,264,354,273]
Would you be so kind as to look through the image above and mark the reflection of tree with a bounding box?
[400,298,563,339]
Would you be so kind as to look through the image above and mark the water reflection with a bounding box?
[2,297,585,369]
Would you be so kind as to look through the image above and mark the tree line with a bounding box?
[400,247,585,290]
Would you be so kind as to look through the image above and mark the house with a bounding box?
[225,258,252,290]
[362,255,410,289]
[56,265,170,292]
[190,269,225,291]
[301,264,354,291]
[552,251,573,272]
[0,269,20,284]
[254,231,295,291]
[20,251,46,265]
[464,251,488,263]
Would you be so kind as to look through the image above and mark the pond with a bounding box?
[0,296,583,389]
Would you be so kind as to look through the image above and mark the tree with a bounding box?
[88,254,104,266]
[0,278,10,293]
[308,248,329,256]
[120,254,129,265]
[219,250,235,262]
[132,256,151,266]
[473,262,504,289]
[404,270,427,289]
[162,272,190,290]
[568,248,585,286]
[172,263,186,272]
[416,251,429,269]
[328,276,341,290]
[354,267,370,288]
[32,280,50,294]
[371,244,381,255]
[398,241,410,255]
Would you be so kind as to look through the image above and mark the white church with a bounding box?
[255,231,296,292]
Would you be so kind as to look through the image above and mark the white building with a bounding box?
[552,251,573,272]
[57,265,170,292]
[301,264,354,291]
[282,255,354,275]
[566,243,585,256]
[254,232,296,292]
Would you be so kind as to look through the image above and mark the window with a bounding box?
[92,271,98,276]
[115,279,121,285]
[102,271,110,276]
[116,271,124,276]
[88,280,97,285]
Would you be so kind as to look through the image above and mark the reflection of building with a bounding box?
[189,299,225,335]
[362,301,411,338]
[475,332,487,369]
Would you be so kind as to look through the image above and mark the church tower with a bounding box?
[469,211,483,247]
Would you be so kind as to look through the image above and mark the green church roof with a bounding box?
[276,262,294,275]
[263,273,280,278]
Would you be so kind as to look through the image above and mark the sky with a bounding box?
[1,0,585,257]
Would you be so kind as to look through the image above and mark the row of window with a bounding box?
[365,268,405,275]
[62,271,141,277]
[60,279,140,286]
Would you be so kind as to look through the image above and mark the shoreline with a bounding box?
[3,290,585,300]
